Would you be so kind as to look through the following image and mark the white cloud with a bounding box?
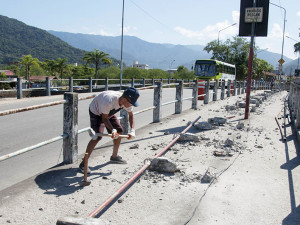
[174,11,238,43]
[297,11,300,17]
[174,27,203,39]
[269,23,283,38]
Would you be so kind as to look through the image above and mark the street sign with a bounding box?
[278,58,285,65]
[239,0,270,37]
[245,7,263,23]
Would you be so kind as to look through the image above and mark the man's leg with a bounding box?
[112,132,122,158]
[81,123,105,165]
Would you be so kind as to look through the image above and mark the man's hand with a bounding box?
[111,129,120,139]
[127,128,135,140]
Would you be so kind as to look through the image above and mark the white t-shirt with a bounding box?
[89,91,133,116]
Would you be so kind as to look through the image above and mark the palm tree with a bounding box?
[83,49,112,80]
[19,55,40,82]
[55,58,69,81]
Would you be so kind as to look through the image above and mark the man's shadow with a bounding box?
[34,162,112,196]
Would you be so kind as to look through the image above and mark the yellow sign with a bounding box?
[278,58,285,65]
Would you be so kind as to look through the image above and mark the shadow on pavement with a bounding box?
[282,205,300,225]
[34,162,112,196]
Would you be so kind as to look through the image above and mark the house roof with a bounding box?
[0,70,15,76]
[30,76,57,81]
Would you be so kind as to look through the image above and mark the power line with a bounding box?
[128,0,174,32]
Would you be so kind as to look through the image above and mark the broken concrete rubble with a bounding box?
[208,117,227,125]
[149,157,179,173]
[201,168,216,183]
[194,121,213,130]
[178,132,200,142]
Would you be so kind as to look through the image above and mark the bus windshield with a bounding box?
[195,64,215,77]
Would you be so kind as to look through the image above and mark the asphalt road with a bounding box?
[0,87,202,191]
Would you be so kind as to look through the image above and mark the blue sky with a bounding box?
[1,0,299,62]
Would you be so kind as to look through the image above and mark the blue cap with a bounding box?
[123,87,140,107]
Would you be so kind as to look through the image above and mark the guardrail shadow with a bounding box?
[281,120,300,225]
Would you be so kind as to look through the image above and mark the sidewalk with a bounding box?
[0,91,299,225]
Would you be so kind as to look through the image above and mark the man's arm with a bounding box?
[101,114,114,132]
[128,111,135,129]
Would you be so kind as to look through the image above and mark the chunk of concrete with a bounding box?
[208,117,227,125]
[236,122,245,130]
[238,101,246,108]
[149,157,179,173]
[178,132,200,142]
[201,168,215,183]
[195,121,213,130]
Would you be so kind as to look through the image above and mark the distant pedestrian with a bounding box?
[79,87,140,173]
[270,77,275,90]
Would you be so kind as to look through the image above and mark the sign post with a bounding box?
[239,0,269,119]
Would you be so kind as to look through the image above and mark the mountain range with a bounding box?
[48,30,297,73]
[0,14,298,75]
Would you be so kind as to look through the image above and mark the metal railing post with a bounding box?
[153,82,162,123]
[192,80,198,109]
[175,80,183,114]
[120,109,129,134]
[46,77,51,96]
[233,80,236,96]
[221,80,225,100]
[89,77,93,92]
[105,77,108,91]
[69,77,73,92]
[204,80,209,104]
[63,93,78,164]
[142,78,145,87]
[241,81,245,94]
[131,78,134,87]
[152,78,155,86]
[237,81,241,95]
[227,80,231,98]
[213,80,218,101]
[17,77,22,99]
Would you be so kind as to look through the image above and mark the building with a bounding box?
[0,70,17,81]
[132,61,149,70]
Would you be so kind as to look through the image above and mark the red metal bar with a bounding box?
[88,115,201,218]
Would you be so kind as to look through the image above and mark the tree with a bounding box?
[54,58,69,80]
[174,66,195,79]
[294,42,300,53]
[204,36,255,79]
[19,55,40,81]
[253,58,273,79]
[83,49,112,80]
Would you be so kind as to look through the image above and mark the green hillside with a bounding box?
[0,15,86,65]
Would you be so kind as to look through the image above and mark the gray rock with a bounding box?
[236,122,245,130]
[238,101,246,108]
[149,157,179,173]
[201,168,215,183]
[208,117,227,125]
[178,133,200,142]
[195,121,213,130]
